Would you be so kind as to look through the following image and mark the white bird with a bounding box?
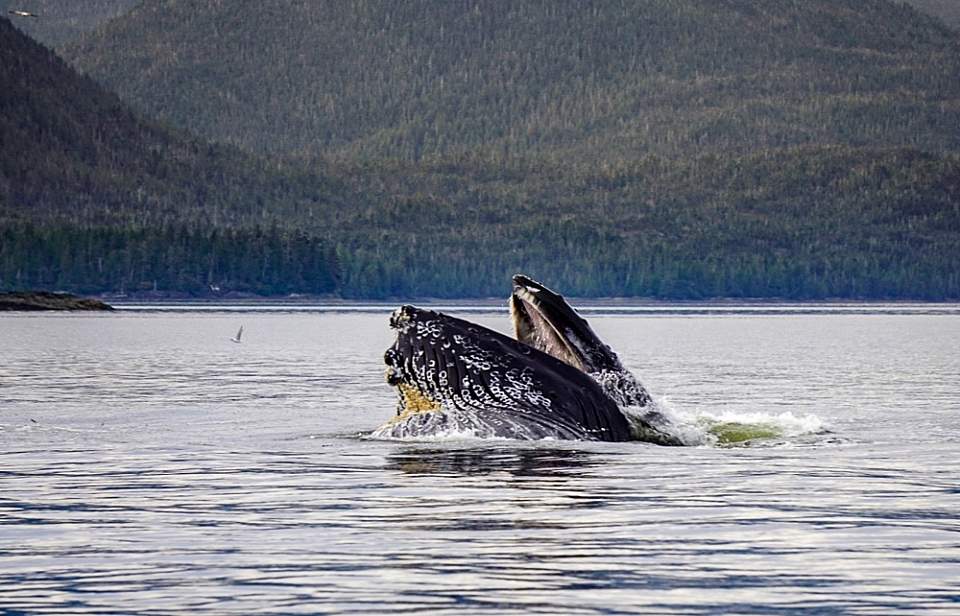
[8,10,38,18]
[231,325,244,343]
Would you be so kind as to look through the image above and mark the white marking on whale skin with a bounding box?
[414,320,445,340]
[383,316,572,438]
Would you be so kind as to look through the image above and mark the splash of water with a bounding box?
[650,397,827,446]
[367,409,556,442]
[368,398,826,447]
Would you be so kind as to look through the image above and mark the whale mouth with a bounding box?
[378,304,635,442]
[510,275,587,372]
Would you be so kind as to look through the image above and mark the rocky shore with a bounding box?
[0,291,114,311]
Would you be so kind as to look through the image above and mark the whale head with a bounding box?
[378,305,632,441]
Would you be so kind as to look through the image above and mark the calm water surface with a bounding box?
[1,308,959,614]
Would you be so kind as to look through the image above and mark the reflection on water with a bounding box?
[1,311,959,613]
[386,446,598,477]
[3,442,958,614]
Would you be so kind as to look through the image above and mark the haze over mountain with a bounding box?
[0,0,139,47]
[5,0,958,46]
[66,0,960,164]
[3,2,959,299]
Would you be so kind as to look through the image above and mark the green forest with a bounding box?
[2,1,960,300]
[66,0,960,163]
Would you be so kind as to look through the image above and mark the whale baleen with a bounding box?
[509,275,682,444]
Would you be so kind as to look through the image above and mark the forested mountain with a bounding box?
[323,146,960,299]
[3,3,960,300]
[903,0,960,28]
[66,0,960,163]
[1,0,138,47]
[0,17,340,295]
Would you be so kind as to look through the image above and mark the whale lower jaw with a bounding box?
[510,288,586,372]
[370,408,600,441]
[372,404,687,446]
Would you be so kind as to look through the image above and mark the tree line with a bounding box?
[0,223,338,296]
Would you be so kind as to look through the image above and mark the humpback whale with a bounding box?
[374,276,684,445]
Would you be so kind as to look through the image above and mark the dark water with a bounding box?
[2,307,959,614]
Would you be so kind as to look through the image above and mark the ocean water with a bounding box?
[1,306,959,614]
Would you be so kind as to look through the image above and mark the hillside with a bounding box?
[1,0,138,47]
[66,0,960,163]
[3,4,960,300]
[0,17,340,295]
[323,146,960,299]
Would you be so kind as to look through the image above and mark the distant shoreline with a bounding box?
[0,291,113,311]
[101,295,960,308]
[102,298,960,317]
[7,290,958,313]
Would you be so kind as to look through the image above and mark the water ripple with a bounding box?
[1,312,959,613]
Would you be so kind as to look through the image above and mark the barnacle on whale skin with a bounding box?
[391,382,442,423]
